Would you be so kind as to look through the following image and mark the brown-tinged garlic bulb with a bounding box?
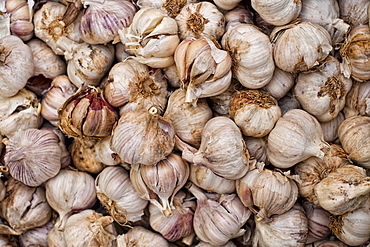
[149,190,196,242]
[330,197,370,246]
[5,0,34,41]
[0,35,34,98]
[340,25,370,82]
[320,112,345,143]
[174,37,232,105]
[136,0,198,18]
[41,75,78,126]
[116,7,180,68]
[271,21,332,73]
[263,67,296,100]
[236,165,299,219]
[229,90,281,137]
[0,178,52,235]
[71,139,105,173]
[181,116,249,180]
[164,88,212,148]
[0,88,42,138]
[110,106,175,166]
[19,221,53,247]
[130,153,189,217]
[95,166,148,224]
[116,226,169,247]
[175,2,225,40]
[0,234,18,246]
[338,0,370,27]
[267,109,330,169]
[58,86,118,140]
[343,80,370,118]
[187,183,251,246]
[94,137,121,166]
[252,203,308,247]
[294,55,352,122]
[45,169,97,230]
[63,209,117,247]
[79,0,136,44]
[4,128,63,187]
[251,0,301,26]
[222,24,274,89]
[244,137,269,165]
[338,115,370,169]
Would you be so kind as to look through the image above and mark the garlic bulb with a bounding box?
[110,106,175,166]
[338,115,370,169]
[58,86,119,139]
[338,0,370,27]
[330,197,370,246]
[267,109,330,169]
[174,37,232,105]
[229,90,281,137]
[149,190,196,242]
[224,6,254,29]
[64,209,117,247]
[136,0,198,18]
[19,221,53,247]
[27,38,67,79]
[95,166,148,223]
[47,225,67,247]
[0,178,52,235]
[251,0,301,26]
[175,2,225,40]
[41,75,78,126]
[116,226,169,247]
[252,203,308,247]
[263,67,296,100]
[195,241,237,247]
[244,137,269,165]
[45,169,97,230]
[271,21,332,73]
[0,35,34,98]
[314,240,349,247]
[116,7,180,68]
[163,63,181,88]
[0,88,42,138]
[79,0,136,44]
[164,88,212,148]
[181,116,249,180]
[71,139,105,173]
[130,153,189,217]
[94,137,121,166]
[5,0,34,41]
[4,128,63,187]
[236,166,299,219]
[213,0,241,10]
[320,112,345,143]
[188,183,251,246]
[343,80,370,118]
[278,91,302,115]
[294,55,352,122]
[221,23,275,89]
[208,80,241,116]
[340,25,370,82]
[0,234,18,246]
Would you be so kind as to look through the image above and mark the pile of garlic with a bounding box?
[1,0,370,246]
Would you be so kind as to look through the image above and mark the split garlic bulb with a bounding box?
[117,7,180,68]
[271,21,332,73]
[174,38,232,105]
[343,80,370,118]
[95,166,148,223]
[263,67,296,100]
[294,55,352,122]
[45,169,97,230]
[117,226,169,247]
[251,0,302,26]
[229,90,281,137]
[267,109,330,169]
[0,35,34,98]
[182,116,249,180]
[110,106,175,166]
[5,0,34,41]
[175,2,225,40]
[136,0,198,18]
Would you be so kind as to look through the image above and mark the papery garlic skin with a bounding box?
[136,0,198,18]
[175,2,225,40]
[71,139,105,174]
[96,166,148,223]
[19,221,53,247]
[222,24,275,89]
[224,6,254,30]
[320,112,345,143]
[47,225,67,247]
[244,137,269,165]
[263,67,296,100]
[94,137,121,166]
[343,80,370,118]
[0,35,34,98]
[338,0,370,27]
[117,226,169,247]
[267,109,329,169]
[5,0,34,41]
[195,241,236,247]
[214,0,241,11]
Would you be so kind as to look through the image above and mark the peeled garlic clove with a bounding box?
[262,67,296,100]
[0,35,34,98]
[19,221,53,247]
[338,0,370,27]
[45,169,97,230]
[70,138,105,174]
[338,115,370,169]
[221,24,275,89]
[64,209,117,247]
[110,106,175,166]
[267,109,330,169]
[116,226,169,247]
[343,80,370,118]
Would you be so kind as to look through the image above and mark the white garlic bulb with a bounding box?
[208,80,241,116]
[0,35,34,98]
[213,0,241,10]
[278,91,302,115]
[19,221,53,247]
[338,0,370,27]
[343,80,370,118]
[263,67,296,100]
[224,6,254,30]
[271,21,332,73]
[222,23,275,89]
[244,137,269,165]
[175,2,225,40]
[320,112,345,143]
[94,137,121,166]
[195,241,237,247]
[47,225,67,247]
[251,0,301,26]
[63,209,117,247]
[182,116,249,180]
[267,109,330,169]
[45,169,97,230]
[96,165,148,223]
[116,226,169,247]
[116,7,180,68]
